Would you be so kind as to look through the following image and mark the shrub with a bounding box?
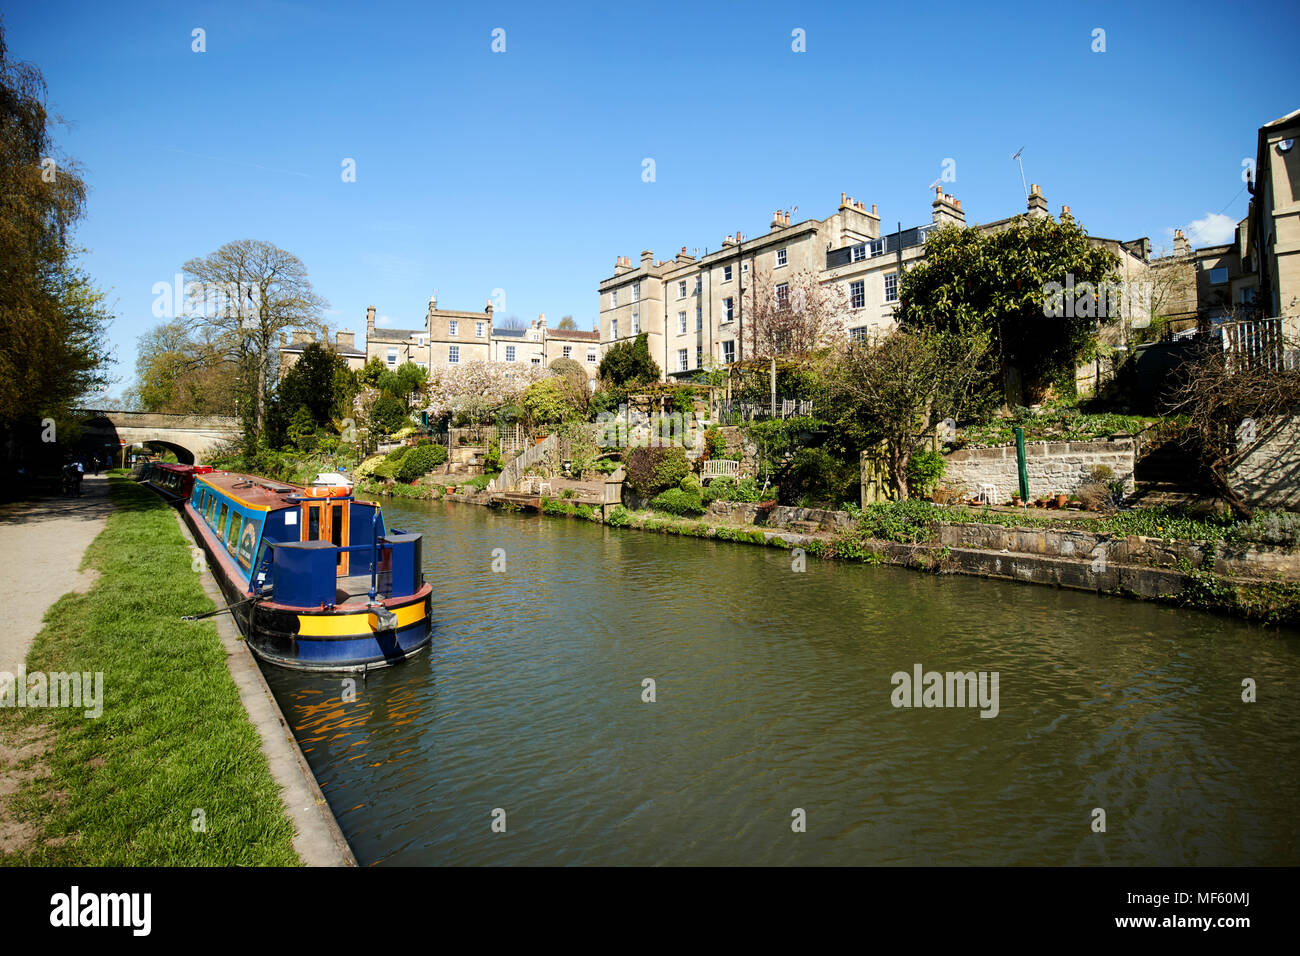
[679,473,703,495]
[1227,510,1300,550]
[427,444,449,466]
[1077,482,1115,513]
[397,444,443,482]
[702,476,764,504]
[777,446,856,506]
[854,500,939,543]
[354,455,387,481]
[542,498,577,516]
[649,487,705,517]
[704,426,727,460]
[372,461,397,480]
[625,446,689,496]
[906,450,946,498]
[606,506,633,527]
[385,445,410,462]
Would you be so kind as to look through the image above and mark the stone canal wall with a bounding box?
[941,438,1136,501]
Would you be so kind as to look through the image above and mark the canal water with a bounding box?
[263,499,1300,866]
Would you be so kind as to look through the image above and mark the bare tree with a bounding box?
[741,268,847,360]
[182,240,327,438]
[1165,323,1300,517]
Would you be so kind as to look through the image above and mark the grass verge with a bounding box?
[0,477,299,865]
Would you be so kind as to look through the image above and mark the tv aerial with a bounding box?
[1011,146,1028,200]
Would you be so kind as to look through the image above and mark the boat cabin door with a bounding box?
[300,500,350,575]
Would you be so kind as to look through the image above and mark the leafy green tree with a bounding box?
[129,319,239,415]
[377,362,428,410]
[369,395,408,436]
[548,357,590,415]
[0,25,113,465]
[897,217,1120,404]
[556,316,578,330]
[598,333,661,388]
[286,406,318,451]
[279,342,346,428]
[358,355,386,388]
[520,376,583,425]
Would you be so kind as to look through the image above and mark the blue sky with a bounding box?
[8,0,1299,400]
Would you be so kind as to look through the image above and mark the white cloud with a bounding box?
[376,315,392,326]
[1182,212,1237,247]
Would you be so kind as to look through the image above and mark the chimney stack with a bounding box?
[1026,183,1048,218]
[772,210,784,230]
[366,305,376,332]
[1173,229,1190,257]
[1060,205,1072,221]
[640,249,654,268]
[336,330,355,349]
[932,188,966,227]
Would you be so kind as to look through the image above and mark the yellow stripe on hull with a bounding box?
[296,600,427,637]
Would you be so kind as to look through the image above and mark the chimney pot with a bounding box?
[935,186,943,198]
[871,203,877,216]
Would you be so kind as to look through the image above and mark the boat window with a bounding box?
[306,505,320,541]
[216,504,227,535]
[227,513,243,553]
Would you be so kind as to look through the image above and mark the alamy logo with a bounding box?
[891,664,999,718]
[0,670,103,718]
[50,886,151,936]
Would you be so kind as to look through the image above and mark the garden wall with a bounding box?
[940,438,1136,502]
[1229,415,1300,510]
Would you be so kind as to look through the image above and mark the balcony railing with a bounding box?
[1220,316,1300,371]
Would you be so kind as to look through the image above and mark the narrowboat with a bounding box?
[181,470,432,672]
[141,462,213,501]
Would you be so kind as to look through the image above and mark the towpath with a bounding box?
[0,473,113,688]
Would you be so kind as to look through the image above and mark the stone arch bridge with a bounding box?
[78,410,240,465]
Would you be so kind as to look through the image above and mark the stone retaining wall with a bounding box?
[936,521,1300,577]
[941,438,1136,502]
[1229,415,1300,510]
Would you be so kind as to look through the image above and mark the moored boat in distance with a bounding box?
[140,461,214,501]
[179,470,432,672]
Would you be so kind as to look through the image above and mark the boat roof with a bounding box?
[196,470,359,512]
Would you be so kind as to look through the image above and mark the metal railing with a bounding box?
[721,398,814,422]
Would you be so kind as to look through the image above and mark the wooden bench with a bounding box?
[702,459,740,480]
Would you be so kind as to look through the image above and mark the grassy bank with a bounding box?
[0,477,298,865]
